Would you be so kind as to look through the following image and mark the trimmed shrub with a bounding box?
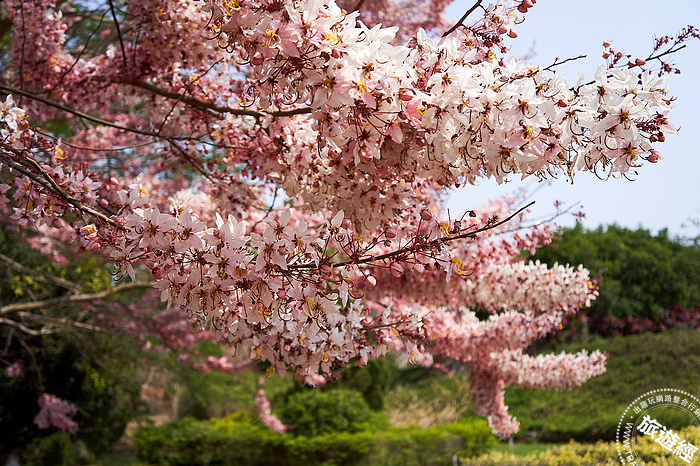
[463,425,700,465]
[279,388,373,437]
[134,413,495,465]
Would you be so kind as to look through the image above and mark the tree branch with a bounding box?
[107,0,128,69]
[133,81,313,118]
[291,201,536,271]
[443,0,482,38]
[0,281,155,316]
[0,84,207,142]
[0,253,82,293]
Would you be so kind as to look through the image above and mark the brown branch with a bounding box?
[0,84,206,142]
[0,253,82,293]
[543,54,587,72]
[291,201,536,271]
[443,0,482,38]
[353,0,366,12]
[18,311,117,335]
[107,0,128,69]
[0,318,55,336]
[0,281,155,316]
[133,81,313,118]
[0,153,118,227]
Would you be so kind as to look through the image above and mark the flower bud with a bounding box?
[647,150,662,163]
[390,262,404,278]
[251,52,264,66]
[420,209,432,221]
[87,242,102,253]
[385,228,397,239]
[635,58,646,66]
[508,29,518,38]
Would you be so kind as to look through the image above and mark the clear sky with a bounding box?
[444,0,700,237]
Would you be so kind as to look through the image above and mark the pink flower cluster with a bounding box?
[255,380,288,434]
[33,393,79,434]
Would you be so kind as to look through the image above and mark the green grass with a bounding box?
[505,325,700,442]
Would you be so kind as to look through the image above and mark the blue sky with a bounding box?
[444,0,700,237]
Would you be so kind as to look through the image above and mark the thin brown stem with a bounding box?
[443,0,482,38]
[0,281,155,316]
[291,201,535,271]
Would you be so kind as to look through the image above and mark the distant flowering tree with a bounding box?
[0,0,696,437]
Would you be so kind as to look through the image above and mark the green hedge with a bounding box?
[464,425,700,465]
[134,413,495,465]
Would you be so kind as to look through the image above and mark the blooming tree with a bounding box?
[0,0,695,437]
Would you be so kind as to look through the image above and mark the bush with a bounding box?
[20,431,94,466]
[463,425,700,465]
[134,413,495,465]
[279,388,373,437]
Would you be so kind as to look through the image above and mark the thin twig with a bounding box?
[353,0,366,12]
[107,0,128,69]
[543,54,587,72]
[443,0,482,38]
[1,281,155,316]
[0,253,82,293]
[291,201,536,271]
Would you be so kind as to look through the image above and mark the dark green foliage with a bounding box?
[20,432,94,466]
[505,326,700,442]
[321,358,399,410]
[532,224,700,321]
[134,414,495,465]
[279,388,373,437]
[0,229,143,459]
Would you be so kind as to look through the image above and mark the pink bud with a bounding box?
[602,40,611,48]
[332,49,342,59]
[99,198,110,208]
[647,150,662,163]
[385,228,397,239]
[109,177,119,185]
[508,29,518,38]
[390,262,404,278]
[602,52,610,59]
[497,25,508,35]
[635,58,646,66]
[522,0,534,7]
[517,4,528,13]
[359,146,373,164]
[251,52,264,66]
[87,242,102,252]
[420,209,432,221]
[366,275,377,286]
[399,89,413,101]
